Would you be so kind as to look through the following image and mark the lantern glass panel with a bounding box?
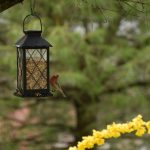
[26,48,48,90]
[17,48,23,91]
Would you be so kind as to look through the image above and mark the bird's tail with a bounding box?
[55,83,67,98]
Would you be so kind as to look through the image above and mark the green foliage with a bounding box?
[0,0,150,150]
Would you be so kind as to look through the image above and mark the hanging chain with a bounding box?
[30,0,36,15]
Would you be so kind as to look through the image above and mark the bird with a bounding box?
[50,74,67,98]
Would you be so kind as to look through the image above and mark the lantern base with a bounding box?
[14,89,53,98]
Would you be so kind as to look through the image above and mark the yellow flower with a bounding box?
[68,115,150,150]
[69,147,77,150]
[135,126,146,136]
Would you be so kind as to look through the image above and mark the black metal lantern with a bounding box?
[14,14,53,97]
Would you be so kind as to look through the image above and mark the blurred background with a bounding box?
[0,0,150,150]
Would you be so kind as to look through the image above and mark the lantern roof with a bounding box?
[16,30,52,48]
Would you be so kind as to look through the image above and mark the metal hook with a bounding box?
[23,14,43,32]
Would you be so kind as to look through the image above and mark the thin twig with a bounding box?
[122,1,145,13]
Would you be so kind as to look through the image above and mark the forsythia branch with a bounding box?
[69,115,150,150]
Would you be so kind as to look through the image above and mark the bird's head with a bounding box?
[54,74,59,79]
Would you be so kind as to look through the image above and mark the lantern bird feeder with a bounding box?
[14,14,53,97]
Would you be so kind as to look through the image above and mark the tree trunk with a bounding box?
[0,0,23,13]
[74,99,97,144]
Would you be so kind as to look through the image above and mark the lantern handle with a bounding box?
[23,14,42,33]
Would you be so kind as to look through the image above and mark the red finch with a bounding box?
[50,75,66,97]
